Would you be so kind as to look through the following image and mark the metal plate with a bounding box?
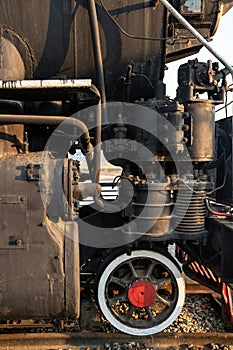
[0,194,28,249]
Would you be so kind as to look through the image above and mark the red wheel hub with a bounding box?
[128,280,157,308]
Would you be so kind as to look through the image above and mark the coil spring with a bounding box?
[175,188,206,233]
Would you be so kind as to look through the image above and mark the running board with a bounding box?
[0,79,99,102]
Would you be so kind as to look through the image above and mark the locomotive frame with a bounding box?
[0,0,233,335]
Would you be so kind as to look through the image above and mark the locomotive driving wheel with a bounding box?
[97,250,185,335]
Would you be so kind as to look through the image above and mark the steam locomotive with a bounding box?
[0,0,233,336]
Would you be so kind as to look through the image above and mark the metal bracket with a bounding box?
[26,164,42,181]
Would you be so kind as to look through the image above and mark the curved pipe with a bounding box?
[60,118,93,155]
[74,182,122,212]
[0,114,92,151]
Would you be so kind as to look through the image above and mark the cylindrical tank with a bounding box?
[0,1,231,100]
[0,1,167,98]
[186,101,215,162]
[132,182,173,236]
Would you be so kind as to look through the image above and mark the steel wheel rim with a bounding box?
[97,250,185,336]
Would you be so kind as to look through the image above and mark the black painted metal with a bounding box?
[0,1,166,100]
[0,0,232,332]
[216,116,233,206]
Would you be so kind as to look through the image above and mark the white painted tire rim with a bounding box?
[97,250,185,336]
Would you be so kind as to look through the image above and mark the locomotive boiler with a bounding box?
[0,0,233,336]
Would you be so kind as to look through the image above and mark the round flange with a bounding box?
[128,280,156,308]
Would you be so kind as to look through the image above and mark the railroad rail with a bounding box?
[185,281,213,295]
[0,332,233,350]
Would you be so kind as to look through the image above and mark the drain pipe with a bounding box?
[87,0,109,184]
[87,0,107,107]
[160,0,233,77]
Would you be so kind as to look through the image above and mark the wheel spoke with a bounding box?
[156,292,171,307]
[109,276,128,289]
[156,277,171,288]
[146,261,157,278]
[128,261,138,278]
[124,304,137,321]
[145,306,155,322]
[108,295,128,306]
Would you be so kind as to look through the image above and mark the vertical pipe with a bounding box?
[87,0,108,183]
[87,0,107,105]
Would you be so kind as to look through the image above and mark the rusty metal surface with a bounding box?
[185,281,214,295]
[0,0,232,337]
[0,124,24,157]
[0,332,233,350]
[0,280,216,330]
[166,0,233,62]
[0,152,79,320]
[0,0,231,98]
[0,1,166,95]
